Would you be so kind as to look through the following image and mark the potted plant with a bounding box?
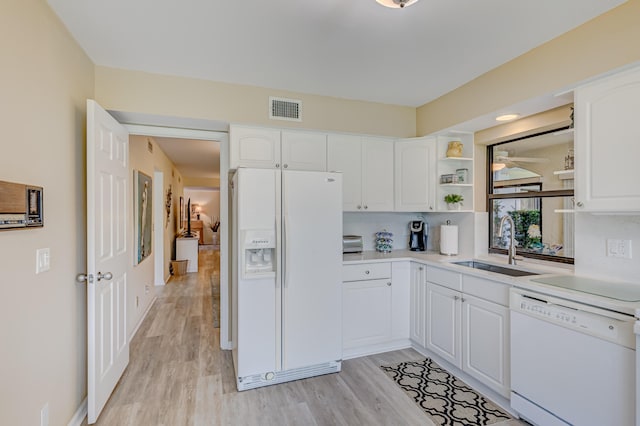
[444,193,464,210]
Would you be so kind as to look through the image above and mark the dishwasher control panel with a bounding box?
[511,289,635,348]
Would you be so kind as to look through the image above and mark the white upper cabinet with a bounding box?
[230,125,327,171]
[395,137,436,212]
[327,134,362,211]
[361,137,394,211]
[281,130,327,171]
[328,134,394,212]
[574,66,640,212]
[230,125,281,169]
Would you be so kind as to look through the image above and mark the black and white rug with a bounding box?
[381,358,511,426]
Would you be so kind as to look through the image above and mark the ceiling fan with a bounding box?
[493,150,549,171]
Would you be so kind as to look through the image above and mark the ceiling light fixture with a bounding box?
[495,113,520,122]
[491,163,506,172]
[376,0,420,9]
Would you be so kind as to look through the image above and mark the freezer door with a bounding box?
[282,171,343,370]
[235,168,282,377]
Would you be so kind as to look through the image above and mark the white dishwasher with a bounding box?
[510,287,636,426]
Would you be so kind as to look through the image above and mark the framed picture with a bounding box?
[134,170,152,265]
[179,196,184,230]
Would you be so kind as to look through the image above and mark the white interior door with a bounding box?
[86,100,130,423]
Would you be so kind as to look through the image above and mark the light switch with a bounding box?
[36,248,50,274]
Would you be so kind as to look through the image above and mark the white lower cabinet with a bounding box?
[426,282,462,367]
[425,273,511,398]
[342,261,410,358]
[343,278,392,349]
[462,294,510,398]
[409,262,427,347]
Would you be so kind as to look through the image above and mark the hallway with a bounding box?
[86,247,229,425]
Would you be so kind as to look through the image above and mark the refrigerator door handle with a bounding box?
[283,204,290,289]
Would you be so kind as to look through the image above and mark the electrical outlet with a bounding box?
[607,239,632,259]
[41,403,49,426]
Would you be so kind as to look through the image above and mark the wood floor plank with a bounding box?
[87,248,522,426]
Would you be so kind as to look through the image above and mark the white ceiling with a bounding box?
[152,137,220,180]
[47,0,625,107]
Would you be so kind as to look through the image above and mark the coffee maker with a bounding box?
[409,220,428,251]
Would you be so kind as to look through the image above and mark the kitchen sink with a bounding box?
[452,261,540,277]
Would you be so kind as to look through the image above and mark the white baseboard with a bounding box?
[129,296,157,343]
[67,397,87,426]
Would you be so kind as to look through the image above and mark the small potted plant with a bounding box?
[444,193,464,210]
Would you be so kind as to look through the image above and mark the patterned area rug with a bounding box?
[381,358,511,426]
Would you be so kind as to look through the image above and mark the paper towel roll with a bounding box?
[440,225,459,255]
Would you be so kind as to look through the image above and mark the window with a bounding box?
[487,128,574,264]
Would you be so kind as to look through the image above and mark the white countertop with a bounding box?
[344,250,640,316]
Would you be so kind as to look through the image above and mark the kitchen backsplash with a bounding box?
[343,212,486,256]
[574,213,640,284]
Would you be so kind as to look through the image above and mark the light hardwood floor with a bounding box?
[87,248,525,425]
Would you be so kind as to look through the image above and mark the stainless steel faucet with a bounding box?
[498,215,519,265]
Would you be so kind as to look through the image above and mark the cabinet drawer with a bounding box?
[462,275,509,306]
[427,266,461,291]
[343,262,392,282]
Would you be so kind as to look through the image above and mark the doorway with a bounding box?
[113,112,231,349]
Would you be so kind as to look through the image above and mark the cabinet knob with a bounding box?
[429,206,433,210]
[454,295,460,301]
[364,205,368,210]
[387,282,392,286]
[576,201,584,207]
[275,163,280,168]
[461,298,466,303]
[419,266,423,271]
[283,164,288,169]
[365,270,370,274]
[357,205,362,210]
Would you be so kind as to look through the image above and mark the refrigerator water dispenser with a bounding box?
[242,230,276,278]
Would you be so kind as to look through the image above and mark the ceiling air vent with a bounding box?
[269,97,302,122]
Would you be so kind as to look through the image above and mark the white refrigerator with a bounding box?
[231,167,343,391]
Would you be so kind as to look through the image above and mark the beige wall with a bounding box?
[129,136,184,336]
[183,176,220,188]
[94,67,417,138]
[417,0,640,136]
[0,1,94,425]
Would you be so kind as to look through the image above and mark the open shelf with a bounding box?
[553,169,574,180]
[440,157,473,162]
[436,133,474,212]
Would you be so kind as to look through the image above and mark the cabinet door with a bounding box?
[391,262,410,341]
[230,125,281,169]
[328,134,363,211]
[409,263,426,347]
[462,294,510,397]
[342,279,392,349]
[281,130,327,171]
[361,137,395,211]
[426,282,461,368]
[395,138,436,212]
[575,66,640,211]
